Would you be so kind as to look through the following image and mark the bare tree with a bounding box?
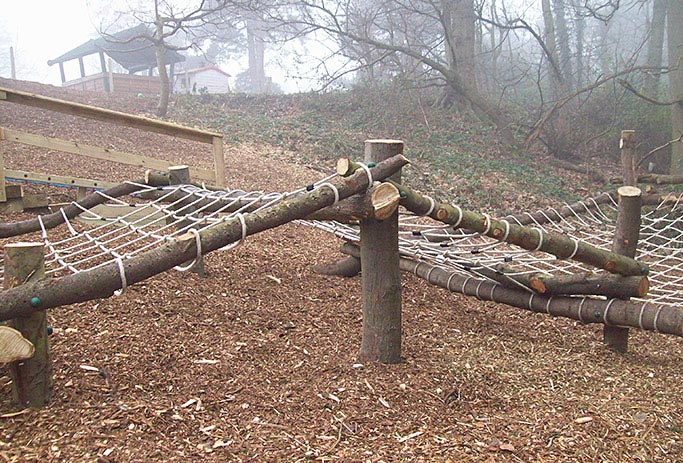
[667,0,683,173]
[104,0,229,116]
[275,0,516,144]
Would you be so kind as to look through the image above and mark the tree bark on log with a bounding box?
[616,174,683,185]
[312,255,361,277]
[359,140,403,364]
[604,186,642,352]
[0,155,409,321]
[0,181,148,238]
[389,182,647,277]
[620,130,638,187]
[527,272,648,298]
[341,243,683,337]
[5,242,52,408]
[306,182,400,222]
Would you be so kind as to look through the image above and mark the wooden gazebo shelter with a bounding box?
[47,24,185,95]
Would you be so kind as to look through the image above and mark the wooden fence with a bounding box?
[0,86,225,203]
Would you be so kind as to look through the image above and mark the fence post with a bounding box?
[5,242,52,407]
[212,136,225,188]
[0,128,6,203]
[359,139,403,363]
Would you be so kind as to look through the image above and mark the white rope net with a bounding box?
[307,192,683,306]
[1,176,682,308]
[0,174,339,283]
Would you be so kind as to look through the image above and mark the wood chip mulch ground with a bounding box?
[0,78,681,462]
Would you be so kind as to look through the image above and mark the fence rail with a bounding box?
[0,85,225,203]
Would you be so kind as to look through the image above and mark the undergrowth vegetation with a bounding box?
[170,87,610,212]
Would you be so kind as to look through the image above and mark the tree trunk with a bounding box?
[668,0,683,174]
[646,0,667,89]
[571,0,585,88]
[553,0,574,90]
[442,0,477,110]
[154,19,170,117]
[246,15,267,93]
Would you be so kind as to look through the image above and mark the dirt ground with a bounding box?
[0,78,682,463]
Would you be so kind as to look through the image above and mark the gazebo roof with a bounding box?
[48,24,185,73]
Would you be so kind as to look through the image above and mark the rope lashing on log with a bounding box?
[306,187,683,305]
[389,181,647,277]
[340,242,683,337]
[174,229,204,271]
[0,154,409,320]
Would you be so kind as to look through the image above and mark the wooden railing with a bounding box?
[0,86,225,202]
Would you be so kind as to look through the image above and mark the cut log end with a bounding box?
[617,186,642,198]
[0,326,35,363]
[370,183,401,220]
[529,277,547,293]
[336,158,352,176]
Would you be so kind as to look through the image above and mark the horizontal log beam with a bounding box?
[0,86,221,144]
[0,155,409,321]
[341,243,682,337]
[0,180,147,238]
[389,182,647,277]
[611,174,683,185]
[306,182,400,222]
[312,255,361,277]
[527,273,648,298]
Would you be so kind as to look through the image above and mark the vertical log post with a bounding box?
[5,242,52,407]
[604,131,640,352]
[58,62,66,84]
[604,185,642,352]
[359,139,403,363]
[212,136,225,188]
[169,165,205,277]
[620,130,637,187]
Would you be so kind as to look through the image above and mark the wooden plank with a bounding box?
[212,136,225,188]
[5,169,116,190]
[0,86,222,144]
[0,127,6,202]
[2,128,215,182]
[76,204,166,228]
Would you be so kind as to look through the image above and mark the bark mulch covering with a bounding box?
[0,78,682,462]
